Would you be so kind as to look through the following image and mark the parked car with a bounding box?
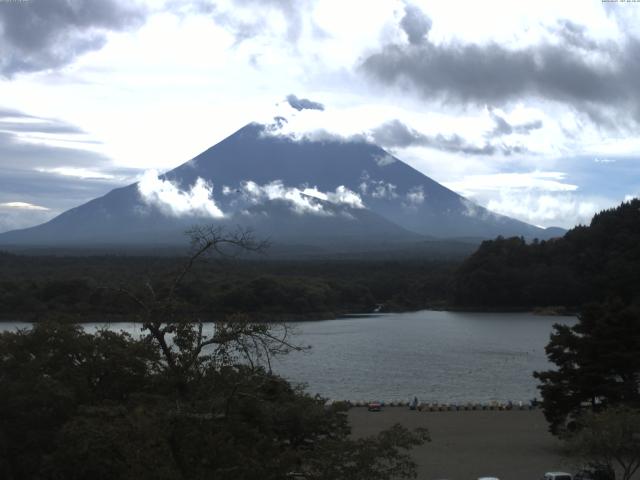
[367,401,382,412]
[544,472,573,480]
[574,464,615,480]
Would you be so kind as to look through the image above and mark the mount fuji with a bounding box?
[0,121,560,251]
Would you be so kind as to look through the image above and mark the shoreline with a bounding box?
[344,402,539,411]
[0,306,577,324]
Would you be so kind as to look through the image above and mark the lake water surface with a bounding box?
[1,310,575,403]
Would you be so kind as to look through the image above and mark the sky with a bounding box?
[1,0,640,233]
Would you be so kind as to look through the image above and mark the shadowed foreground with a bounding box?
[349,409,567,480]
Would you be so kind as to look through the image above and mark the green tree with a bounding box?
[565,407,640,480]
[0,322,159,479]
[534,301,640,434]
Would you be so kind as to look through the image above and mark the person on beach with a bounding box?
[410,396,418,410]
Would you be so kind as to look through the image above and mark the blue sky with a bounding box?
[1,0,640,232]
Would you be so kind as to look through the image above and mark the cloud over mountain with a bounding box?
[286,94,325,112]
[370,119,524,156]
[227,180,364,215]
[138,170,225,218]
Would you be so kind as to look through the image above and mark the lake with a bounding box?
[0,310,575,404]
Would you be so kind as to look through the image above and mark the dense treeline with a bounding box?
[0,253,457,320]
[453,199,640,309]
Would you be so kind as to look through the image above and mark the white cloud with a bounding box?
[0,203,55,234]
[441,170,611,227]
[460,198,499,221]
[0,201,49,211]
[372,182,397,198]
[373,153,396,166]
[36,167,116,180]
[137,170,224,218]
[239,181,364,215]
[444,171,578,198]
[486,191,600,227]
[241,180,328,215]
[404,185,425,207]
[358,171,398,199]
[330,185,365,208]
[303,185,365,209]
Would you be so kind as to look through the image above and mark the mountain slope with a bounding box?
[168,123,549,238]
[0,121,558,249]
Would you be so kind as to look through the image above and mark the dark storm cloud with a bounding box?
[488,110,543,137]
[286,94,325,111]
[0,0,147,76]
[361,8,640,128]
[371,119,524,156]
[400,3,432,45]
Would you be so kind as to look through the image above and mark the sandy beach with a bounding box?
[349,408,570,480]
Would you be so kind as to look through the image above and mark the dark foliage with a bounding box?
[453,199,640,309]
[0,254,457,321]
[565,407,640,480]
[0,321,428,480]
[534,301,640,435]
[0,322,160,479]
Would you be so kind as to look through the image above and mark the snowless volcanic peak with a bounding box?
[0,121,556,249]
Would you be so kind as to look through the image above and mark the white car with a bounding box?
[544,472,572,480]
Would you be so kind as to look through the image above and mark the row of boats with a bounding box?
[330,400,539,411]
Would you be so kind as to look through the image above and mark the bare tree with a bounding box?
[117,226,303,395]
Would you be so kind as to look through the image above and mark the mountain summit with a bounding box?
[0,121,558,249]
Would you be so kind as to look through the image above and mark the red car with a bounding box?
[368,401,382,412]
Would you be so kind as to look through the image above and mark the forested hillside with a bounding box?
[453,199,640,309]
[0,253,456,321]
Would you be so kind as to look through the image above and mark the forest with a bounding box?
[0,252,458,321]
[452,199,640,310]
